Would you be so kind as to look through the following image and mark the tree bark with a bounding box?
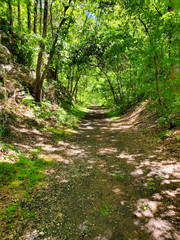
[116,72,122,101]
[35,0,49,102]
[72,75,80,96]
[168,3,175,81]
[27,0,31,33]
[33,0,38,34]
[8,0,13,27]
[17,0,21,31]
[102,69,119,105]
[154,55,162,106]
[39,0,42,35]
[50,0,54,38]
[35,0,72,102]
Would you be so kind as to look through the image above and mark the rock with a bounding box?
[0,86,6,99]
[5,80,14,97]
[3,64,13,71]
[15,95,24,103]
[0,64,5,80]
[39,231,45,237]
[0,30,9,41]
[0,43,10,63]
[9,234,14,239]
[0,43,10,56]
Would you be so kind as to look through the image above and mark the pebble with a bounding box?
[39,231,45,236]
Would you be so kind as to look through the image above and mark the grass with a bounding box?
[141,205,149,211]
[106,108,122,119]
[22,96,88,131]
[175,135,180,141]
[156,129,172,140]
[0,144,55,189]
[94,205,111,216]
[0,141,56,224]
[145,181,156,190]
[0,96,88,227]
[0,143,55,194]
[47,127,72,140]
[112,173,125,178]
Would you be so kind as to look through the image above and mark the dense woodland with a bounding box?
[0,0,179,239]
[0,0,179,122]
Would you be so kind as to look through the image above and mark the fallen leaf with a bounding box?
[57,213,63,218]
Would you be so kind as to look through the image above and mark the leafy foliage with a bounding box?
[0,0,179,124]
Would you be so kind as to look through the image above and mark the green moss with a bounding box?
[0,142,55,189]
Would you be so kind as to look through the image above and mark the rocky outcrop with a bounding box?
[5,80,14,97]
[0,64,5,81]
[0,43,10,64]
[0,86,6,99]
[0,39,11,82]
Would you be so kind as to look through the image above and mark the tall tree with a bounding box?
[50,0,54,38]
[34,0,73,102]
[27,0,31,33]
[35,0,49,102]
[8,0,13,28]
[33,0,38,34]
[17,0,21,31]
[39,0,42,35]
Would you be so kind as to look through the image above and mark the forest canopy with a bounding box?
[0,0,179,125]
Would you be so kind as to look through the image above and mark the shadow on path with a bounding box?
[14,104,180,240]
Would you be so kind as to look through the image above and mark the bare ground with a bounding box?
[1,103,180,240]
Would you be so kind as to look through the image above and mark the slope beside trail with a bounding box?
[10,104,180,239]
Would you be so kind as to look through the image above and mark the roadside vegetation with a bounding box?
[0,0,179,237]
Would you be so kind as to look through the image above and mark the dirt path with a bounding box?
[15,104,180,239]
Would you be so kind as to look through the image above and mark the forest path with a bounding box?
[19,104,179,240]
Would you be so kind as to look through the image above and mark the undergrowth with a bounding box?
[0,96,88,225]
[0,141,56,222]
[22,95,88,131]
[0,141,55,189]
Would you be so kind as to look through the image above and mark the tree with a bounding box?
[8,0,13,29]
[34,0,73,102]
[27,0,32,33]
[17,0,21,31]
[33,0,38,34]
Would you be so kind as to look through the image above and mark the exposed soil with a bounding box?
[1,103,180,240]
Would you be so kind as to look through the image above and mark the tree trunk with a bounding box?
[33,0,38,34]
[168,3,175,81]
[72,76,80,96]
[50,1,54,38]
[154,55,162,106]
[35,0,48,102]
[17,0,21,31]
[35,46,45,102]
[8,0,13,27]
[42,0,48,38]
[34,0,72,102]
[102,69,119,105]
[39,0,42,35]
[116,73,122,101]
[27,0,31,33]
